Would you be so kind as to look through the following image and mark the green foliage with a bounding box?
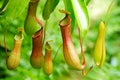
[70,0,89,38]
[42,0,60,20]
[0,0,9,13]
[0,0,120,80]
[4,0,29,20]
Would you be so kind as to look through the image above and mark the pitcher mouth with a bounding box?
[14,30,24,41]
[32,27,43,38]
[30,0,39,4]
[59,14,71,28]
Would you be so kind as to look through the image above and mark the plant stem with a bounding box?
[4,25,8,63]
[78,27,86,65]
[42,20,48,47]
[53,44,62,61]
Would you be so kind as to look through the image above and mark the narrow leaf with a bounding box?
[70,0,89,37]
[42,0,60,20]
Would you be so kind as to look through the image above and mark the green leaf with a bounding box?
[4,0,29,20]
[42,0,60,20]
[70,0,89,37]
[0,0,9,13]
[85,0,91,5]
[63,0,75,32]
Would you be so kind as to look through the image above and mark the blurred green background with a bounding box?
[0,0,120,80]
